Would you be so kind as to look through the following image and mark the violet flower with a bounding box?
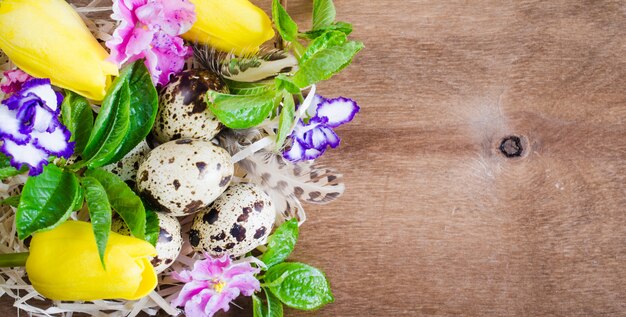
[172,255,260,317]
[0,69,32,95]
[284,96,360,161]
[0,78,73,175]
[106,0,196,85]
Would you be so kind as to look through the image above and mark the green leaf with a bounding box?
[0,153,25,179]
[70,185,84,211]
[312,0,336,30]
[105,61,158,165]
[261,219,299,268]
[16,165,80,239]
[293,36,364,88]
[225,79,275,96]
[275,75,300,94]
[253,294,266,317]
[272,0,298,42]
[81,176,112,266]
[81,80,131,168]
[266,290,284,317]
[274,92,296,151]
[208,90,279,129]
[144,208,160,246]
[84,169,145,239]
[0,195,20,208]
[265,262,334,310]
[61,90,94,155]
[302,22,353,40]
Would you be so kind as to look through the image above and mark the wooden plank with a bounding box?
[2,0,626,316]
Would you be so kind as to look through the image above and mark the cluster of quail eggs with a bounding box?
[104,69,276,274]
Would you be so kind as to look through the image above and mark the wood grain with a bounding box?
[3,0,626,316]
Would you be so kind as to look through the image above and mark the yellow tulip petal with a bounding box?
[0,0,118,101]
[26,221,157,301]
[183,0,275,56]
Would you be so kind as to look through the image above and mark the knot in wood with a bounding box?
[499,136,524,158]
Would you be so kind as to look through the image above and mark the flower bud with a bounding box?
[0,0,119,101]
[182,0,275,56]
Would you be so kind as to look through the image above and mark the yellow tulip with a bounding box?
[26,221,157,301]
[183,0,275,55]
[0,0,118,101]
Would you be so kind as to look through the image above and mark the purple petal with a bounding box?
[283,138,305,162]
[303,146,325,161]
[319,126,340,148]
[315,97,360,128]
[304,127,329,150]
[304,94,325,118]
[1,139,49,176]
[0,106,28,143]
[31,126,74,158]
[20,79,60,112]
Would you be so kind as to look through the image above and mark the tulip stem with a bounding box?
[0,252,29,267]
[277,0,288,50]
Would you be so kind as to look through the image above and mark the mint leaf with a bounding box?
[272,0,298,42]
[81,80,131,168]
[265,262,334,310]
[144,208,160,246]
[293,36,363,88]
[225,79,275,96]
[275,75,300,94]
[61,90,94,155]
[208,90,279,129]
[260,219,299,268]
[253,294,265,317]
[16,165,80,239]
[85,169,146,239]
[302,22,353,39]
[300,31,347,64]
[0,195,20,208]
[81,176,112,266]
[312,0,336,30]
[0,153,25,179]
[274,92,296,151]
[266,289,284,317]
[105,60,158,165]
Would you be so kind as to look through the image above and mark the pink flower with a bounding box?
[106,0,196,85]
[1,69,32,95]
[172,255,261,317]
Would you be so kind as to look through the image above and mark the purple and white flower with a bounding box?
[106,0,196,86]
[284,96,359,161]
[172,255,260,317]
[0,78,73,175]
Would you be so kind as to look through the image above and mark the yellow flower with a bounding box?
[0,0,118,101]
[26,221,157,301]
[182,0,275,56]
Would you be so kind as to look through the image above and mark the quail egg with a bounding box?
[111,212,183,274]
[189,183,276,257]
[137,139,233,216]
[152,70,228,143]
[102,140,151,184]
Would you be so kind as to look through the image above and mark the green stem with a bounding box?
[0,252,29,267]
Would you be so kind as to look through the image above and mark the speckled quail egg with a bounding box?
[189,183,276,257]
[102,140,151,184]
[111,213,183,274]
[152,70,228,143]
[137,139,234,216]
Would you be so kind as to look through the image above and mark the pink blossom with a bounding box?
[106,0,196,85]
[172,255,261,317]
[1,69,32,95]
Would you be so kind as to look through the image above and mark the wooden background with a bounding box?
[4,0,626,316]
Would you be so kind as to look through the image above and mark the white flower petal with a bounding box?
[2,139,48,171]
[316,97,359,127]
[22,80,59,111]
[0,106,23,140]
[32,106,56,132]
[31,128,72,157]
